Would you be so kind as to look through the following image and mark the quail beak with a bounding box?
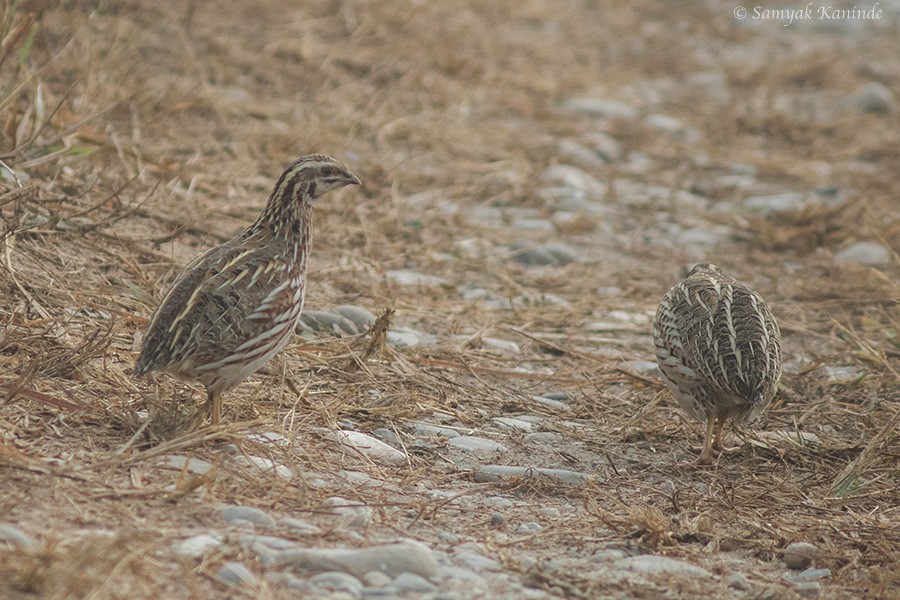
[346,173,361,186]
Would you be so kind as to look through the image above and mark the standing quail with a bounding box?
[652,264,782,464]
[134,154,360,424]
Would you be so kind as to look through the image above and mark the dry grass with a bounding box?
[0,0,898,598]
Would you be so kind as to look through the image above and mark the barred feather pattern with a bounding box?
[652,264,782,427]
[134,155,360,399]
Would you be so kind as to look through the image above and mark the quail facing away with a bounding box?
[652,263,782,464]
[134,154,360,424]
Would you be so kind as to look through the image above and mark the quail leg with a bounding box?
[698,413,716,465]
[712,418,727,452]
[206,389,222,425]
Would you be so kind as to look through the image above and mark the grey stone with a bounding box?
[299,310,359,336]
[525,432,563,444]
[530,395,571,412]
[474,465,594,485]
[489,512,506,527]
[387,328,424,347]
[615,555,713,579]
[371,428,402,444]
[333,305,378,333]
[154,454,213,475]
[515,522,543,534]
[558,139,605,168]
[407,422,460,438]
[265,540,439,579]
[309,571,364,597]
[617,360,661,377]
[492,416,537,432]
[592,549,628,562]
[172,534,224,558]
[437,565,487,587]
[263,571,320,593]
[795,567,831,582]
[277,517,322,535]
[726,572,752,590]
[330,430,409,465]
[743,192,809,215]
[847,82,895,114]
[239,533,300,552]
[454,544,502,572]
[583,132,623,161]
[244,431,286,445]
[795,581,822,597]
[386,270,448,287]
[217,561,258,586]
[820,365,865,383]
[481,337,521,353]
[323,497,373,531]
[219,505,276,528]
[232,455,294,480]
[539,165,605,197]
[447,436,508,453]
[563,96,640,120]
[0,523,37,551]
[834,241,891,266]
[784,542,818,570]
[392,572,436,593]
[362,571,393,587]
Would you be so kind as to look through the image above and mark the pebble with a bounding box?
[515,522,543,534]
[407,422,461,438]
[219,505,277,528]
[481,337,521,354]
[239,533,300,552]
[172,534,224,558]
[846,81,895,114]
[299,310,359,336]
[474,465,593,485]
[277,517,322,535]
[265,540,439,579]
[794,581,822,597]
[332,305,378,333]
[232,455,294,480]
[217,561,259,586]
[614,555,713,579]
[386,270,448,287]
[387,328,425,347]
[743,192,809,215]
[154,454,213,475]
[448,436,508,453]
[795,567,831,582]
[330,430,409,465]
[820,365,865,383]
[834,241,891,266]
[264,571,320,593]
[245,431,286,445]
[0,523,37,551]
[726,572,752,590]
[617,360,661,377]
[583,132,623,161]
[492,416,537,432]
[530,395,571,412]
[362,571,393,587]
[437,565,487,587]
[509,241,578,267]
[392,572,436,593]
[563,96,639,120]
[592,549,628,562]
[309,571,364,597]
[371,428,403,444]
[558,139,605,168]
[323,497,373,531]
[784,542,818,570]
[539,165,606,198]
[489,512,506,527]
[454,544,503,572]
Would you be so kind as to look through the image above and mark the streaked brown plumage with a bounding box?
[134,154,360,424]
[652,264,782,464]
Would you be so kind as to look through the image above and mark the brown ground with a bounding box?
[1,1,898,599]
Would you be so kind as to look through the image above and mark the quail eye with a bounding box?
[322,167,334,177]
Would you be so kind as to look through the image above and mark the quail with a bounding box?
[652,263,782,464]
[134,154,360,424]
